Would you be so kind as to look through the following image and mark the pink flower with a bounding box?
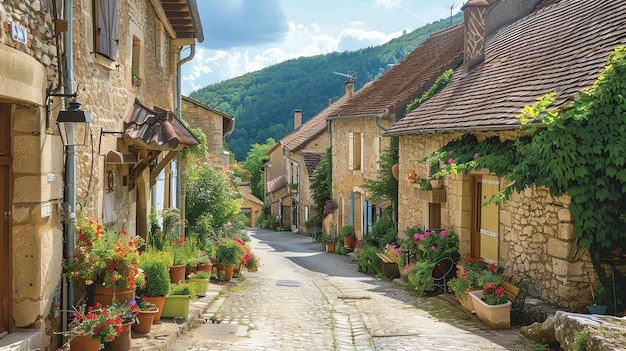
[474,153,479,159]
[431,245,436,250]
[448,158,454,164]
[440,230,447,237]
[448,150,454,155]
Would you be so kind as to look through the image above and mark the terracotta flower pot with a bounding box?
[169,265,186,284]
[70,335,101,351]
[103,322,131,351]
[132,308,159,334]
[93,285,135,307]
[144,295,167,322]
[196,263,213,274]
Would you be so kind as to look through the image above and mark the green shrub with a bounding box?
[137,259,170,297]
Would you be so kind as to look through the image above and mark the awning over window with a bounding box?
[122,100,200,190]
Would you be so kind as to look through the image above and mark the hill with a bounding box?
[189,12,463,161]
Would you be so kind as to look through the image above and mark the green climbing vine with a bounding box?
[422,46,626,262]
[406,69,454,114]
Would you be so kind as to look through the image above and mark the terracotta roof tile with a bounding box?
[302,151,324,178]
[386,0,626,135]
[328,25,465,119]
[266,174,287,194]
[281,96,347,151]
[124,100,200,148]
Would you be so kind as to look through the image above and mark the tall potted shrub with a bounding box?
[340,224,354,248]
[216,239,245,281]
[137,256,170,322]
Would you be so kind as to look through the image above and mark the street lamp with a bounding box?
[56,99,91,146]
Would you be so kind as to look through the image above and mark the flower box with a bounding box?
[188,278,209,297]
[469,290,511,328]
[161,295,190,318]
[414,186,446,203]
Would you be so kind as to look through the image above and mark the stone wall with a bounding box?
[398,132,592,310]
[330,117,390,240]
[182,99,230,167]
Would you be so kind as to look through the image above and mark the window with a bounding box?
[95,0,118,60]
[348,132,364,172]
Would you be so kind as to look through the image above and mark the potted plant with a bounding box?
[65,215,143,306]
[137,255,170,322]
[340,224,355,248]
[245,252,260,272]
[215,239,245,281]
[161,282,196,318]
[469,272,511,328]
[104,302,137,351]
[131,296,159,334]
[187,270,210,297]
[448,269,483,311]
[59,301,125,351]
[164,238,198,283]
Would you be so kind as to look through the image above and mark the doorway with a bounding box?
[0,103,12,334]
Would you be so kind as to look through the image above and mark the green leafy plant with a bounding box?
[169,282,196,298]
[215,239,245,265]
[137,257,170,297]
[573,331,590,351]
[406,69,454,114]
[448,270,483,302]
[187,270,211,280]
[60,301,125,343]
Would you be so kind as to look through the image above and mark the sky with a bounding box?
[181,0,461,95]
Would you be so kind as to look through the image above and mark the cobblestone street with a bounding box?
[174,229,534,351]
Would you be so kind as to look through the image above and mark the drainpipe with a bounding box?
[174,44,195,238]
[62,0,75,332]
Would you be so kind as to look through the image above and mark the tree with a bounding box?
[363,136,398,209]
[310,147,332,222]
[241,138,275,200]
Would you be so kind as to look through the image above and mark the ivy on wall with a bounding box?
[406,69,454,114]
[422,46,626,266]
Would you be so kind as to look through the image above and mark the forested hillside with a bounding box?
[189,12,463,161]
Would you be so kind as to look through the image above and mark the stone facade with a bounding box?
[330,117,390,241]
[398,132,593,310]
[182,96,233,167]
[0,1,200,349]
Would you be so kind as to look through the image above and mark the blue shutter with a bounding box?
[366,202,373,235]
[349,191,354,226]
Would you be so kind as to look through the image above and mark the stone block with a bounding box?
[557,208,572,222]
[551,257,569,277]
[557,222,574,240]
[13,175,42,203]
[547,238,571,260]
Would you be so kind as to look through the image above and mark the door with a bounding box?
[0,103,12,334]
[473,175,500,263]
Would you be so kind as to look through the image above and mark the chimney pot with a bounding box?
[294,109,302,129]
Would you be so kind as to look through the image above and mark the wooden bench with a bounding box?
[499,269,528,324]
[376,246,401,278]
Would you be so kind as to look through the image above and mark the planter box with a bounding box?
[188,278,209,297]
[161,295,190,318]
[469,290,511,329]
[414,187,446,203]
[381,262,400,279]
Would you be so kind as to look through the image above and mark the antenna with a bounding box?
[442,1,459,26]
[332,71,357,83]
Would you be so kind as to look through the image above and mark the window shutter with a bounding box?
[360,132,365,174]
[373,135,381,170]
[348,132,354,170]
[349,191,354,226]
[96,0,118,60]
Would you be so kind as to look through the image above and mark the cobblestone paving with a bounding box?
[174,230,534,351]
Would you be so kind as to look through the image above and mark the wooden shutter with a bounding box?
[95,0,118,60]
[360,133,365,173]
[349,191,354,226]
[348,132,354,170]
[479,175,500,263]
[373,135,381,170]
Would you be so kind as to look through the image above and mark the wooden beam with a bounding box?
[150,150,179,187]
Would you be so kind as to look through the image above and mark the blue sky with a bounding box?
[181,0,461,95]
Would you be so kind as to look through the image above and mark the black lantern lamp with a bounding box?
[56,100,92,146]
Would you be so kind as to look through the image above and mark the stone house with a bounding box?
[181,95,234,167]
[324,21,471,241]
[0,0,202,349]
[265,82,352,234]
[384,0,626,310]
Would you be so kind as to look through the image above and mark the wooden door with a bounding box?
[0,103,12,334]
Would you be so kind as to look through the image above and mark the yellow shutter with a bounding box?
[480,175,500,263]
[348,132,354,170]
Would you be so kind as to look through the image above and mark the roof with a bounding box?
[302,151,324,178]
[266,175,288,194]
[160,0,203,42]
[385,0,626,135]
[279,95,348,152]
[242,191,264,206]
[327,25,465,120]
[124,100,200,149]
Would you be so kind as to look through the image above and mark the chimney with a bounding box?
[328,98,332,106]
[294,109,302,129]
[345,80,355,99]
[462,0,490,73]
